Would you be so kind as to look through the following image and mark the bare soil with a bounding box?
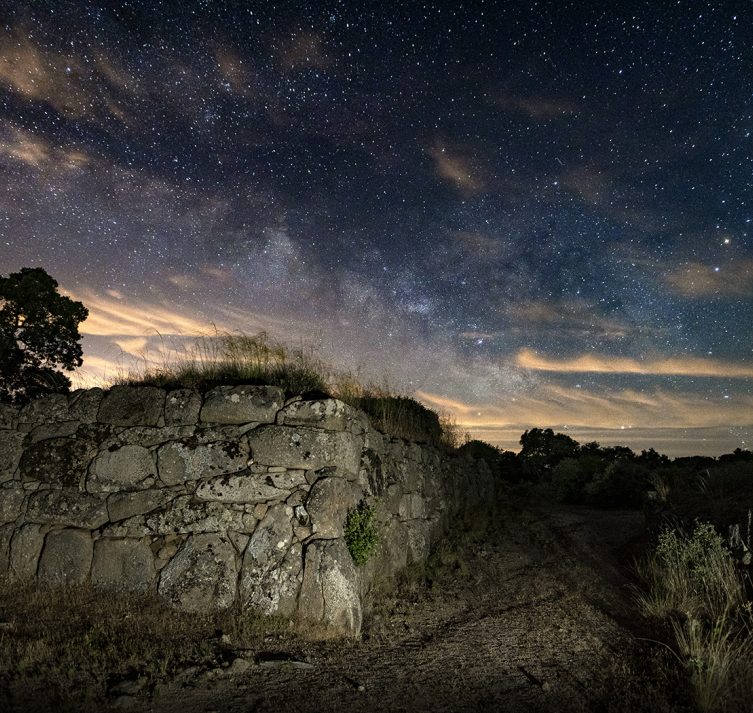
[141,503,687,713]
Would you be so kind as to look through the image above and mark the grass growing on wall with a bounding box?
[114,330,329,397]
[117,329,464,448]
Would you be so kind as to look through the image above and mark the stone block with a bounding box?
[98,386,165,427]
[27,488,109,529]
[200,385,284,424]
[19,394,69,425]
[165,389,202,425]
[107,489,176,522]
[276,398,369,434]
[247,426,362,478]
[38,529,93,584]
[68,388,104,423]
[158,534,238,612]
[195,469,305,503]
[306,477,361,539]
[379,519,409,577]
[405,519,431,563]
[157,440,248,486]
[92,539,156,592]
[88,445,157,493]
[145,496,247,534]
[10,523,46,578]
[27,421,80,444]
[398,492,426,521]
[298,538,361,636]
[0,403,19,430]
[0,430,25,481]
[102,425,195,449]
[0,524,12,574]
[240,505,299,615]
[0,484,27,524]
[19,437,97,487]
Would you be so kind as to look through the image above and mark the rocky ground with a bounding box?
[126,502,687,713]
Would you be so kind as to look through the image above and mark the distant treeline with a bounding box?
[459,428,753,523]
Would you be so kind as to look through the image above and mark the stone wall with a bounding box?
[0,386,498,635]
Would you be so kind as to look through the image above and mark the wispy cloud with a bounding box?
[0,31,132,121]
[664,261,753,298]
[429,143,483,193]
[0,122,90,169]
[515,348,753,378]
[506,300,628,339]
[493,94,580,120]
[418,384,753,457]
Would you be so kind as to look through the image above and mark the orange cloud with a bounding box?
[418,386,753,430]
[0,31,132,121]
[664,261,753,298]
[515,348,753,378]
[429,144,483,192]
[0,122,90,170]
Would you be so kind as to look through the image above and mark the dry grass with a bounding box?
[115,329,464,448]
[114,330,329,397]
[0,576,323,712]
[635,522,753,712]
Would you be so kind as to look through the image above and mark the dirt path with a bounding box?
[145,504,656,713]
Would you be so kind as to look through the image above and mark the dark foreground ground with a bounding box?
[2,503,691,713]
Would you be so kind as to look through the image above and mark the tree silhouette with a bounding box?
[0,267,88,403]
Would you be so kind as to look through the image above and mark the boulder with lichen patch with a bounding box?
[19,437,97,487]
[298,538,362,636]
[158,534,238,612]
[98,386,165,427]
[247,426,362,477]
[157,439,248,485]
[200,385,284,424]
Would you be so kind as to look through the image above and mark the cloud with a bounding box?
[0,122,90,170]
[664,261,753,298]
[0,31,131,121]
[515,348,753,378]
[493,94,580,120]
[506,300,628,339]
[429,144,483,193]
[417,385,753,456]
[214,46,256,96]
[275,32,333,71]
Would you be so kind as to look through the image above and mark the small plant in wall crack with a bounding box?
[344,501,379,566]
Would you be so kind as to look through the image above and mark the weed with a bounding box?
[344,501,379,566]
[635,522,753,712]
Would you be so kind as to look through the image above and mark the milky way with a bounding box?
[1,1,752,455]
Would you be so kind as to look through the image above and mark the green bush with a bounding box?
[344,502,379,566]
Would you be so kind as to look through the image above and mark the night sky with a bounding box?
[1,1,752,455]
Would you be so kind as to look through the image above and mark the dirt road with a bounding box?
[145,504,678,713]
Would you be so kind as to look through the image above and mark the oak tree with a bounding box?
[0,267,88,402]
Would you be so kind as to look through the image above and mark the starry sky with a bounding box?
[1,1,752,456]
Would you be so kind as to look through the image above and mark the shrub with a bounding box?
[344,501,379,566]
[585,461,648,508]
[636,522,753,712]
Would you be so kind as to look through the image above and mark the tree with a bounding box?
[519,427,580,478]
[0,267,88,403]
